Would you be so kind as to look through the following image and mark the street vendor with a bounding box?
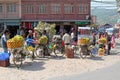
[26,29,35,60]
[92,32,96,45]
[27,30,34,39]
[62,31,71,46]
[1,29,10,53]
[42,30,49,44]
[99,32,111,55]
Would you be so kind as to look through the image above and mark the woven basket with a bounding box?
[7,41,24,49]
[65,48,74,58]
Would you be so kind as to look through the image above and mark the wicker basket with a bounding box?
[7,41,24,49]
[65,48,74,58]
[0,59,10,67]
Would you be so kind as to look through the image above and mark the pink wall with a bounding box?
[21,0,91,21]
[0,0,21,19]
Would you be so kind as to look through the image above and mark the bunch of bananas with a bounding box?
[99,38,106,43]
[7,35,24,48]
[78,38,90,45]
[26,46,35,51]
[39,36,48,44]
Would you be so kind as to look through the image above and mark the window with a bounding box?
[24,4,34,13]
[7,3,16,12]
[38,4,46,14]
[78,4,89,14]
[0,3,2,13]
[51,4,61,14]
[64,4,74,14]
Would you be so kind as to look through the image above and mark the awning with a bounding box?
[6,22,20,26]
[0,19,20,26]
[75,21,89,25]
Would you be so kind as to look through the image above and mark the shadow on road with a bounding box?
[8,61,46,71]
[21,61,45,71]
[87,56,104,61]
[116,42,120,46]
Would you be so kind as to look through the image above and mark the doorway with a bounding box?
[55,25,60,34]
[7,25,19,38]
[64,25,72,33]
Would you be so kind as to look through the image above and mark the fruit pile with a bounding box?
[34,21,56,40]
[7,35,24,49]
[99,38,106,43]
[26,46,35,51]
[78,38,90,45]
[39,36,48,44]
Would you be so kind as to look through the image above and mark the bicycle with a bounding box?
[53,43,65,57]
[9,46,34,69]
[79,44,98,59]
[51,39,65,57]
[34,44,49,58]
[10,47,30,69]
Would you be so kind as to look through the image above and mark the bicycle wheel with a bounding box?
[73,45,79,54]
[13,53,23,69]
[79,50,87,59]
[34,46,44,58]
[54,45,65,57]
[44,45,50,56]
[79,45,90,59]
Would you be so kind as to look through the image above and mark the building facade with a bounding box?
[116,0,120,37]
[21,0,91,33]
[0,0,21,37]
[116,0,120,12]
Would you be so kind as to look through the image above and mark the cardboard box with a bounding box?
[0,59,10,67]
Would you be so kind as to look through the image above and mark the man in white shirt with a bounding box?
[62,31,71,45]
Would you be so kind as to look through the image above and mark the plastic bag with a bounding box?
[26,38,35,47]
[0,52,10,60]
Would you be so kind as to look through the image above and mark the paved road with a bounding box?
[48,39,120,80]
[48,60,120,80]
